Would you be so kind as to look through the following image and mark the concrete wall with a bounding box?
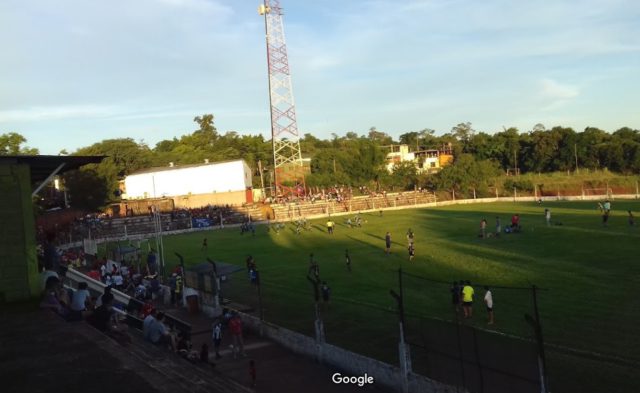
[238,313,456,393]
[0,164,39,301]
[172,190,247,208]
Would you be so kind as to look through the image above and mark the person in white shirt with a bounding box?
[71,282,92,312]
[40,266,59,292]
[113,274,124,289]
[545,209,551,226]
[484,286,494,325]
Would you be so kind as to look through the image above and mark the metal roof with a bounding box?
[0,155,106,184]
[128,158,246,176]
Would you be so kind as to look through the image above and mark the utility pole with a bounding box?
[258,160,266,194]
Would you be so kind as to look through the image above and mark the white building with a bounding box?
[122,159,253,206]
[385,144,454,174]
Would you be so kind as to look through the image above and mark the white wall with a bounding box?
[124,160,252,199]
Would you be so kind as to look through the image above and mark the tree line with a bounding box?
[1,116,638,210]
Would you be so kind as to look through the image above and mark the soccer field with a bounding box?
[158,200,640,393]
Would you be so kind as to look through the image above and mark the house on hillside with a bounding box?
[385,144,453,174]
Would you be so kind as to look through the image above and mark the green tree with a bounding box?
[63,168,109,211]
[433,154,500,197]
[0,132,39,155]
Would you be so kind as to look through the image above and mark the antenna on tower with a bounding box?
[259,0,305,198]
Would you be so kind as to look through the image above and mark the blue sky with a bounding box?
[1,0,639,154]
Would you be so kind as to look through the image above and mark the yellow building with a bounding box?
[385,144,453,174]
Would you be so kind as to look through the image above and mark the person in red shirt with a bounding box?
[229,313,246,358]
[87,270,101,281]
[141,301,154,318]
[511,214,520,231]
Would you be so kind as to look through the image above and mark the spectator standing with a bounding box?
[229,313,246,358]
[95,286,112,307]
[462,281,475,319]
[169,274,177,306]
[628,210,635,227]
[212,321,223,359]
[175,274,183,306]
[484,286,494,325]
[147,251,157,275]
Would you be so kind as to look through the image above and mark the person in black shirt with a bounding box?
[89,293,131,345]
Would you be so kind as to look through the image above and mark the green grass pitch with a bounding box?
[154,200,639,392]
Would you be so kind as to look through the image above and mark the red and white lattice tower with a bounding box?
[259,0,305,196]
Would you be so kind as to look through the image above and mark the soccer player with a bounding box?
[201,237,208,251]
[628,210,635,227]
[345,249,352,272]
[408,243,415,261]
[406,228,414,247]
[495,217,501,236]
[545,209,551,226]
[385,232,392,254]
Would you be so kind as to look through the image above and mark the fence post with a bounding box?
[452,189,456,201]
[528,285,548,393]
[534,184,538,200]
[495,187,499,200]
[636,181,639,199]
[473,188,477,199]
[391,269,411,393]
[513,187,517,202]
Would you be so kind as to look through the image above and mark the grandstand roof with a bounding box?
[128,158,246,176]
[0,155,106,184]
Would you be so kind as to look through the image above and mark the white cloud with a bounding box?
[0,105,119,123]
[540,78,580,100]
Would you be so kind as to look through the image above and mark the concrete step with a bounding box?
[125,330,252,393]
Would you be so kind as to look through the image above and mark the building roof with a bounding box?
[128,158,246,176]
[0,155,106,184]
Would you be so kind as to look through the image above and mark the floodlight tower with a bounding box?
[259,0,304,197]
